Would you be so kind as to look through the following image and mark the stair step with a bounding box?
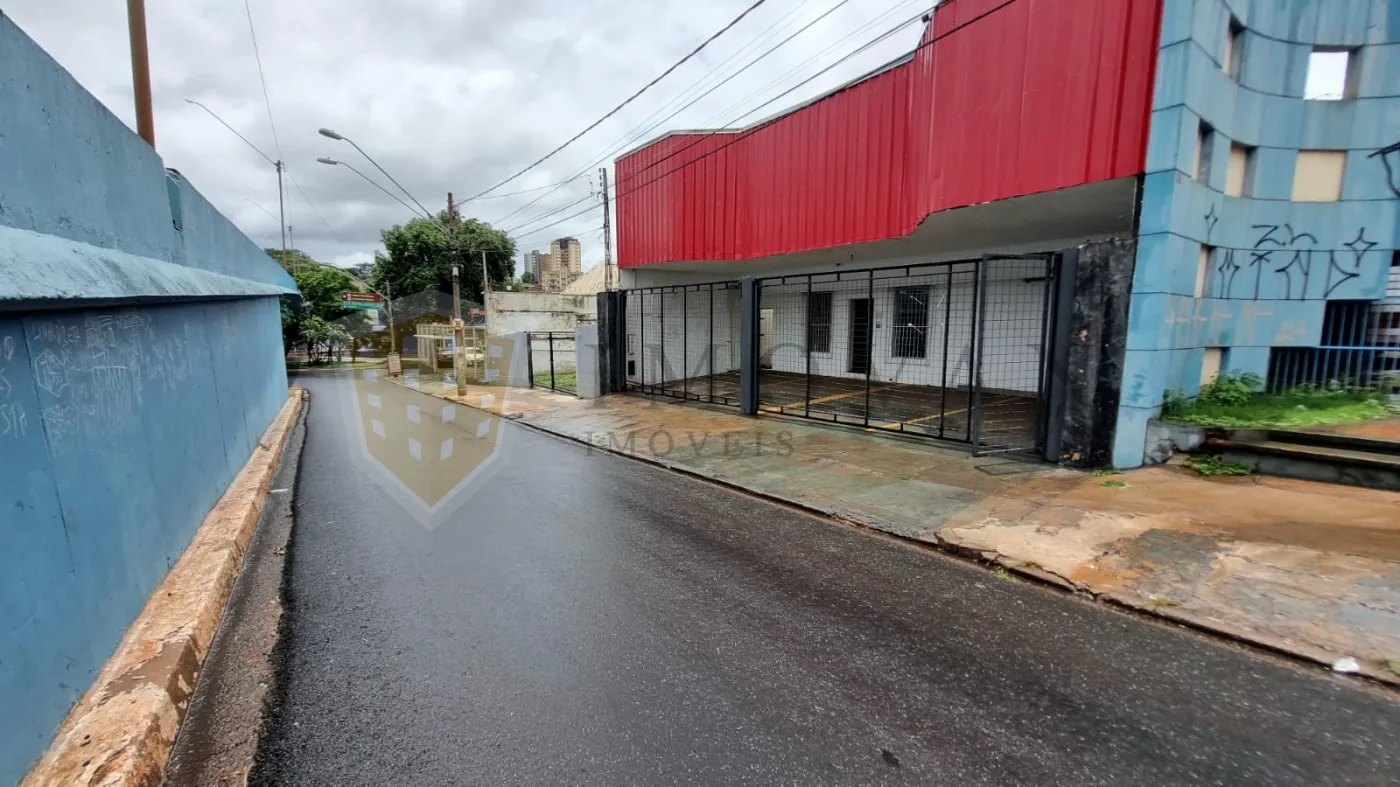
[1215,434,1400,464]
[1261,428,1400,457]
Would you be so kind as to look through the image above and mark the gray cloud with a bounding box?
[5,0,923,272]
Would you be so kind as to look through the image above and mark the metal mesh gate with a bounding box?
[757,256,1056,454]
[528,332,578,395]
[623,281,742,405]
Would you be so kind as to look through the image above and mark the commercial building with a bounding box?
[613,0,1399,467]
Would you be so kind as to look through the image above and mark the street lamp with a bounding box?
[317,127,434,219]
[317,157,428,222]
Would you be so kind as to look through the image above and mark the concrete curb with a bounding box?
[397,380,1400,689]
[23,389,306,787]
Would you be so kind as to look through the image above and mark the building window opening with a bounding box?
[1226,143,1256,197]
[1196,122,1214,181]
[1225,17,1244,79]
[1304,48,1355,100]
[807,291,833,353]
[892,286,930,359]
[1197,245,1214,298]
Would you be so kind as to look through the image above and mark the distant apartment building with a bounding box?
[541,237,582,291]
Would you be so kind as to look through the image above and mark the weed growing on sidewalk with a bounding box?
[1184,455,1252,477]
[1092,468,1123,477]
[1151,596,1182,608]
[1099,479,1130,489]
[1384,659,1400,677]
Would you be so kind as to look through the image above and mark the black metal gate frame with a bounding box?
[754,254,1059,456]
[527,331,577,395]
[625,280,742,407]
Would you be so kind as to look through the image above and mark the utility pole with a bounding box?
[449,193,466,395]
[386,280,399,377]
[600,167,613,291]
[276,160,290,274]
[126,0,156,147]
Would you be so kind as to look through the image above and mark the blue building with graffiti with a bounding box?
[1114,0,1400,466]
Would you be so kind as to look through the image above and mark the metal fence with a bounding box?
[528,332,578,395]
[1266,301,1400,399]
[756,255,1056,455]
[623,281,743,406]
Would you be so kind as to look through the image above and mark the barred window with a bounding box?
[892,286,929,358]
[807,291,832,353]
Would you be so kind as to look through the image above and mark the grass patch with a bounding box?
[533,372,577,392]
[1099,479,1130,489]
[1162,372,1394,429]
[1384,659,1400,677]
[1183,455,1253,477]
[1092,468,1124,477]
[993,566,1015,582]
[1151,596,1182,608]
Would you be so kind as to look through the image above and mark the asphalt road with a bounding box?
[253,372,1400,786]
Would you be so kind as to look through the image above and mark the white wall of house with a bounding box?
[762,259,1048,393]
[626,286,741,387]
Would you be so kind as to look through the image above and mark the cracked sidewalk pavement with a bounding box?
[393,372,1400,685]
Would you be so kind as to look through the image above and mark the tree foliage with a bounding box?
[269,249,373,362]
[370,211,515,305]
[521,270,537,285]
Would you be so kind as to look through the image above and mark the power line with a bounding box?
[509,1,1012,241]
[494,0,905,232]
[242,0,283,164]
[491,0,861,230]
[466,174,590,200]
[284,166,344,245]
[465,0,773,202]
[504,8,919,238]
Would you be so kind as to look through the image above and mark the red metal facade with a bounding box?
[617,0,1162,267]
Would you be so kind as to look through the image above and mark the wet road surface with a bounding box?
[253,372,1400,785]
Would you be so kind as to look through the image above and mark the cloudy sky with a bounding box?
[5,0,927,274]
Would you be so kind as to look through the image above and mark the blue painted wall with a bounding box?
[0,13,294,782]
[1115,0,1400,466]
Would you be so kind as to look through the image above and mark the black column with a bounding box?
[739,277,760,415]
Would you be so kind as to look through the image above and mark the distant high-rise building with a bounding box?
[522,250,544,282]
[541,237,582,291]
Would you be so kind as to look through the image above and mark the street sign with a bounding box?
[342,291,382,311]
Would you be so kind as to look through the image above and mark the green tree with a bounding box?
[521,270,537,285]
[269,250,373,359]
[371,211,515,304]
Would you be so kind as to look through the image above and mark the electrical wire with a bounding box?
[506,0,1016,241]
[242,0,283,164]
[464,0,773,202]
[490,0,863,230]
[503,8,920,237]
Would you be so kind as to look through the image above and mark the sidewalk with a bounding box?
[397,374,1400,685]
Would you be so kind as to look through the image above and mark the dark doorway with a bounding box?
[848,298,872,374]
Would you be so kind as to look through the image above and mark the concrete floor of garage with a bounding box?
[391,372,1400,686]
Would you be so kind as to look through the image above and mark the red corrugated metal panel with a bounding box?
[617,0,1162,268]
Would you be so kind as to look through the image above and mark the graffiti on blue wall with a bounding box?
[1203,205,1379,301]
[1367,140,1400,199]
